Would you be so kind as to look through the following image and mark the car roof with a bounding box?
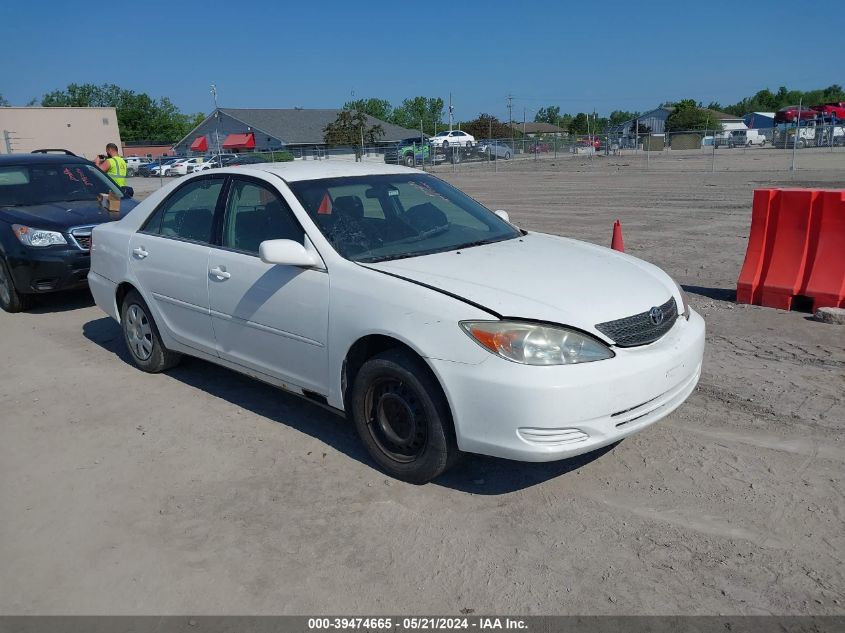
[217,160,418,182]
[0,153,90,166]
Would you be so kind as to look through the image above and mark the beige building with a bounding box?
[0,107,122,160]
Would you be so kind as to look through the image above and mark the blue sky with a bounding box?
[1,0,839,120]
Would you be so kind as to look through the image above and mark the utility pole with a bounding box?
[507,94,513,143]
[448,93,454,131]
[210,83,222,164]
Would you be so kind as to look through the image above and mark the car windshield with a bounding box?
[0,162,123,206]
[434,131,449,137]
[288,174,521,263]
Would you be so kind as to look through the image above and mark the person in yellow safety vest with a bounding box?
[95,143,128,187]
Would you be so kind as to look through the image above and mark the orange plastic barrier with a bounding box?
[736,188,845,310]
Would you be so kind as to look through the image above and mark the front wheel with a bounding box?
[504,151,511,160]
[0,257,32,313]
[351,349,460,483]
[120,290,181,373]
[404,153,415,167]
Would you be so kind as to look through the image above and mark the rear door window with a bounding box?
[141,177,223,243]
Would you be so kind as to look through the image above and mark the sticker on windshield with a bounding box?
[408,180,449,201]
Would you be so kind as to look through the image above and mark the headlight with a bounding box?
[460,321,614,365]
[673,279,691,320]
[12,225,67,247]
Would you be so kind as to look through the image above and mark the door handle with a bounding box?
[132,246,148,259]
[210,266,231,280]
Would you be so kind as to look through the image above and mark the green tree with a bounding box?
[534,106,561,125]
[665,99,715,132]
[391,97,444,135]
[39,83,205,142]
[608,110,639,127]
[568,113,589,135]
[721,84,845,116]
[462,114,513,140]
[323,109,385,147]
[342,98,393,122]
[0,93,9,107]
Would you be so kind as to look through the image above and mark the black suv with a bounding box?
[0,151,138,312]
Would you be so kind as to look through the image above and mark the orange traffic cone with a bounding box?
[611,220,625,252]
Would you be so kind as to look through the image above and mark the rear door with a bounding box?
[128,175,224,356]
[207,176,329,392]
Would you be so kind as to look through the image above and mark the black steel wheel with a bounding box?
[0,257,32,313]
[351,349,460,483]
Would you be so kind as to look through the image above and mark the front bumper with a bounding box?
[7,247,91,294]
[430,310,705,462]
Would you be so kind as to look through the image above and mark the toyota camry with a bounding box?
[88,162,705,483]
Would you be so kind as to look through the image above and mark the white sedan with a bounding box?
[88,162,705,483]
[169,157,206,176]
[429,130,475,148]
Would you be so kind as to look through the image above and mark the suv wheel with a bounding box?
[0,258,32,313]
[404,153,415,167]
[120,290,181,372]
[351,349,460,483]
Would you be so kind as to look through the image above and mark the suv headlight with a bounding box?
[460,321,614,365]
[12,225,67,247]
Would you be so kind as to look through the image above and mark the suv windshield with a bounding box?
[289,174,521,263]
[0,162,123,207]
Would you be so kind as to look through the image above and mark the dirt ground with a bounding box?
[1,149,843,615]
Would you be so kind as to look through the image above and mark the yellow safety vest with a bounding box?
[106,155,128,186]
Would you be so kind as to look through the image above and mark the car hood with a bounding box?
[0,198,138,231]
[364,232,677,336]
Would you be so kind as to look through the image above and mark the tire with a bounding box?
[797,139,805,149]
[442,140,449,149]
[0,257,32,313]
[404,153,415,168]
[120,290,181,373]
[351,349,460,483]
[504,151,511,160]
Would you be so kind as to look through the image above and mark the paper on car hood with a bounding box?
[365,232,676,334]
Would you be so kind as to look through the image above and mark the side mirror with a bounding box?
[259,239,321,268]
[121,186,134,198]
[494,209,510,223]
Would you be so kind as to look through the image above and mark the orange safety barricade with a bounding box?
[737,188,845,311]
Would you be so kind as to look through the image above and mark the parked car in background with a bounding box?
[384,137,434,167]
[138,158,180,178]
[528,141,550,153]
[429,130,475,148]
[170,157,206,176]
[476,140,512,160]
[148,158,183,178]
[224,155,267,167]
[745,130,767,146]
[88,161,704,482]
[0,151,137,312]
[191,154,238,172]
[125,157,151,175]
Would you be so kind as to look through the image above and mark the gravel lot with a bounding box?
[1,149,843,615]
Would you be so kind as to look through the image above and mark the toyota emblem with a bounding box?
[649,306,664,325]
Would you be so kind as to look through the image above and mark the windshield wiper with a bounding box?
[399,224,450,244]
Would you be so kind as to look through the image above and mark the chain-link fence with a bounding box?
[134,122,845,185]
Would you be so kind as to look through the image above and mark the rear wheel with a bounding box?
[120,290,181,373]
[351,349,460,483]
[0,258,32,313]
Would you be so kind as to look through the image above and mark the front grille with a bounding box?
[69,225,95,251]
[595,296,678,347]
